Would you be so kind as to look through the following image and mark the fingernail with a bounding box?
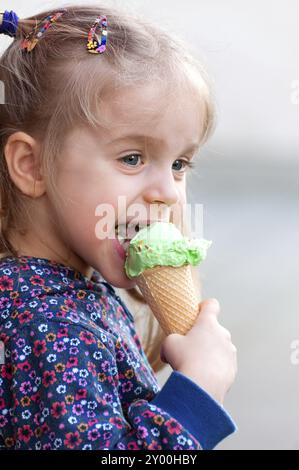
[207,298,220,310]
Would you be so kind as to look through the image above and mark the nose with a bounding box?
[142,168,180,206]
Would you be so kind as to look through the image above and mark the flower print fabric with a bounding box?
[0,256,236,450]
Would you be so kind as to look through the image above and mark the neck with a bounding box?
[7,228,94,280]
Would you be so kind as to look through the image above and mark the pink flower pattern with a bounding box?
[0,256,201,450]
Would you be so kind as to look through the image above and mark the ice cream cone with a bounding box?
[135,263,199,336]
[124,221,211,335]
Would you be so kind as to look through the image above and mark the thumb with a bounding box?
[160,333,185,366]
[196,298,220,322]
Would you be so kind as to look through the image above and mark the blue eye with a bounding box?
[119,154,195,172]
[120,154,142,166]
[172,159,195,172]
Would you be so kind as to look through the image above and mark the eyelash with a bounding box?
[119,154,196,172]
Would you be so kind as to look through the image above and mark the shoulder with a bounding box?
[0,256,136,351]
[0,256,114,342]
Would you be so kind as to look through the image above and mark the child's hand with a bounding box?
[160,299,237,405]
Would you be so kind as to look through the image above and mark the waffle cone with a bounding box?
[135,264,199,336]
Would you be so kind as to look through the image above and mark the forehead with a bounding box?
[98,81,205,147]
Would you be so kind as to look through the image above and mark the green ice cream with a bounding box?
[124,221,212,279]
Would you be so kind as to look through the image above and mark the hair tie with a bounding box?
[0,10,19,37]
[87,15,108,54]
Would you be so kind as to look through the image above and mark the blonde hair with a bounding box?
[0,3,216,373]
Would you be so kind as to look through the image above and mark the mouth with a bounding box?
[114,221,152,249]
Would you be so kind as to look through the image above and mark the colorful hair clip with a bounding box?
[20,9,66,52]
[0,10,19,37]
[87,15,108,54]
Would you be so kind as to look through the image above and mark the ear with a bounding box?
[4,131,46,198]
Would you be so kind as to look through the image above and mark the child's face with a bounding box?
[49,82,204,288]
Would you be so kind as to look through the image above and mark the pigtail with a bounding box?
[0,10,35,37]
[0,159,19,259]
[0,10,60,43]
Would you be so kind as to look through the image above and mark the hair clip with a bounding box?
[20,9,66,52]
[87,15,108,54]
[0,10,19,37]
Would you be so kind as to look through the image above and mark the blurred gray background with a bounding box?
[2,0,299,450]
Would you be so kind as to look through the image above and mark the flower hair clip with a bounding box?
[87,15,108,54]
[20,9,67,52]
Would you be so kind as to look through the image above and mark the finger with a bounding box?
[160,350,168,364]
[220,325,232,341]
[197,298,221,321]
[160,333,185,366]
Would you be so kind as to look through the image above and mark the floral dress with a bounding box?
[0,256,236,450]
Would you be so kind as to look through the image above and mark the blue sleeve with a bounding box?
[151,370,237,450]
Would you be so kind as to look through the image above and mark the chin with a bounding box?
[99,243,136,289]
[110,278,137,289]
[92,238,138,289]
[101,267,138,289]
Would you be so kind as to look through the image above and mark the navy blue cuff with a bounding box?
[151,370,237,450]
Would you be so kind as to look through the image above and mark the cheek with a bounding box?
[47,172,104,245]
[50,182,121,249]
[51,157,140,245]
[177,182,187,205]
[169,185,187,226]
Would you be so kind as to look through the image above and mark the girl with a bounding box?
[0,4,237,450]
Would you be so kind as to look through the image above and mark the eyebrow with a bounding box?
[108,134,201,154]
